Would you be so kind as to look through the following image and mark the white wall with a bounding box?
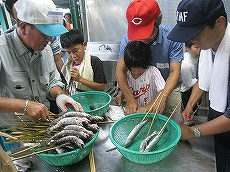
[83,0,230,42]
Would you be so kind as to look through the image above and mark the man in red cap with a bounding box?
[116,0,183,116]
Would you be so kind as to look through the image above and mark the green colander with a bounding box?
[71,91,111,116]
[110,113,181,164]
[36,132,98,166]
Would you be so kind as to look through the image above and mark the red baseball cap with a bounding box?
[126,0,160,40]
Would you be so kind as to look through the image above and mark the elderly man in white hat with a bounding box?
[0,0,83,171]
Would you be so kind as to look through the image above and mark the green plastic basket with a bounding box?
[110,113,181,164]
[36,132,98,166]
[71,91,111,116]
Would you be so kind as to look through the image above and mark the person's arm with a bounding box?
[0,146,18,172]
[54,51,64,72]
[181,82,204,121]
[50,36,65,72]
[181,61,197,89]
[0,97,49,123]
[180,115,230,141]
[116,58,138,114]
[151,61,182,114]
[70,67,105,91]
[50,86,84,112]
[163,62,181,97]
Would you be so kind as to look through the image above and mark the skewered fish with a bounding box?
[83,123,99,133]
[46,117,90,134]
[144,134,162,152]
[48,129,90,141]
[47,135,85,148]
[53,111,92,122]
[139,130,158,152]
[63,125,94,137]
[124,119,149,148]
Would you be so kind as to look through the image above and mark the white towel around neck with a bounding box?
[198,23,230,113]
[61,51,93,91]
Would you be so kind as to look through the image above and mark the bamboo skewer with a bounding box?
[192,102,203,116]
[141,92,163,122]
[157,100,182,136]
[11,145,60,161]
[97,120,115,124]
[11,143,41,156]
[106,92,165,152]
[89,149,96,172]
[0,131,18,140]
[15,112,28,127]
[106,147,117,152]
[146,93,164,136]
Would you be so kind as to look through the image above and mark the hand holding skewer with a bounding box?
[23,100,50,123]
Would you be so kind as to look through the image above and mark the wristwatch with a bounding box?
[193,125,202,137]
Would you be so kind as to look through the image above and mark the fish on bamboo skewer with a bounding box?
[139,128,168,152]
[11,120,99,157]
[3,110,102,160]
[46,117,91,134]
[139,130,158,152]
[124,119,150,148]
[124,92,165,148]
[53,111,104,123]
[47,135,85,149]
[83,123,100,133]
[63,125,94,137]
[47,129,91,142]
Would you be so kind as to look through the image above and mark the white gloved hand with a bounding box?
[56,94,84,112]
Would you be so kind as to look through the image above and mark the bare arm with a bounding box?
[70,67,105,91]
[115,58,138,114]
[49,85,65,98]
[151,62,182,114]
[180,115,230,141]
[163,62,181,96]
[181,82,204,121]
[54,51,65,72]
[0,97,49,123]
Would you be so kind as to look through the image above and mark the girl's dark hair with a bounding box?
[124,41,151,70]
[60,29,84,49]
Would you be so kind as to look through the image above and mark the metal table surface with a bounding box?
[12,113,216,172]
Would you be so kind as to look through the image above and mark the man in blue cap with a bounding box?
[168,0,230,171]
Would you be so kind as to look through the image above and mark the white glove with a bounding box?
[56,94,84,112]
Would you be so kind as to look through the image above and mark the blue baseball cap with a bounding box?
[167,0,226,42]
[15,0,68,37]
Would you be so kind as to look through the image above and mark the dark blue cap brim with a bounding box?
[167,22,208,43]
[34,23,68,37]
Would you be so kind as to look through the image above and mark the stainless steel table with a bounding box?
[13,114,216,172]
